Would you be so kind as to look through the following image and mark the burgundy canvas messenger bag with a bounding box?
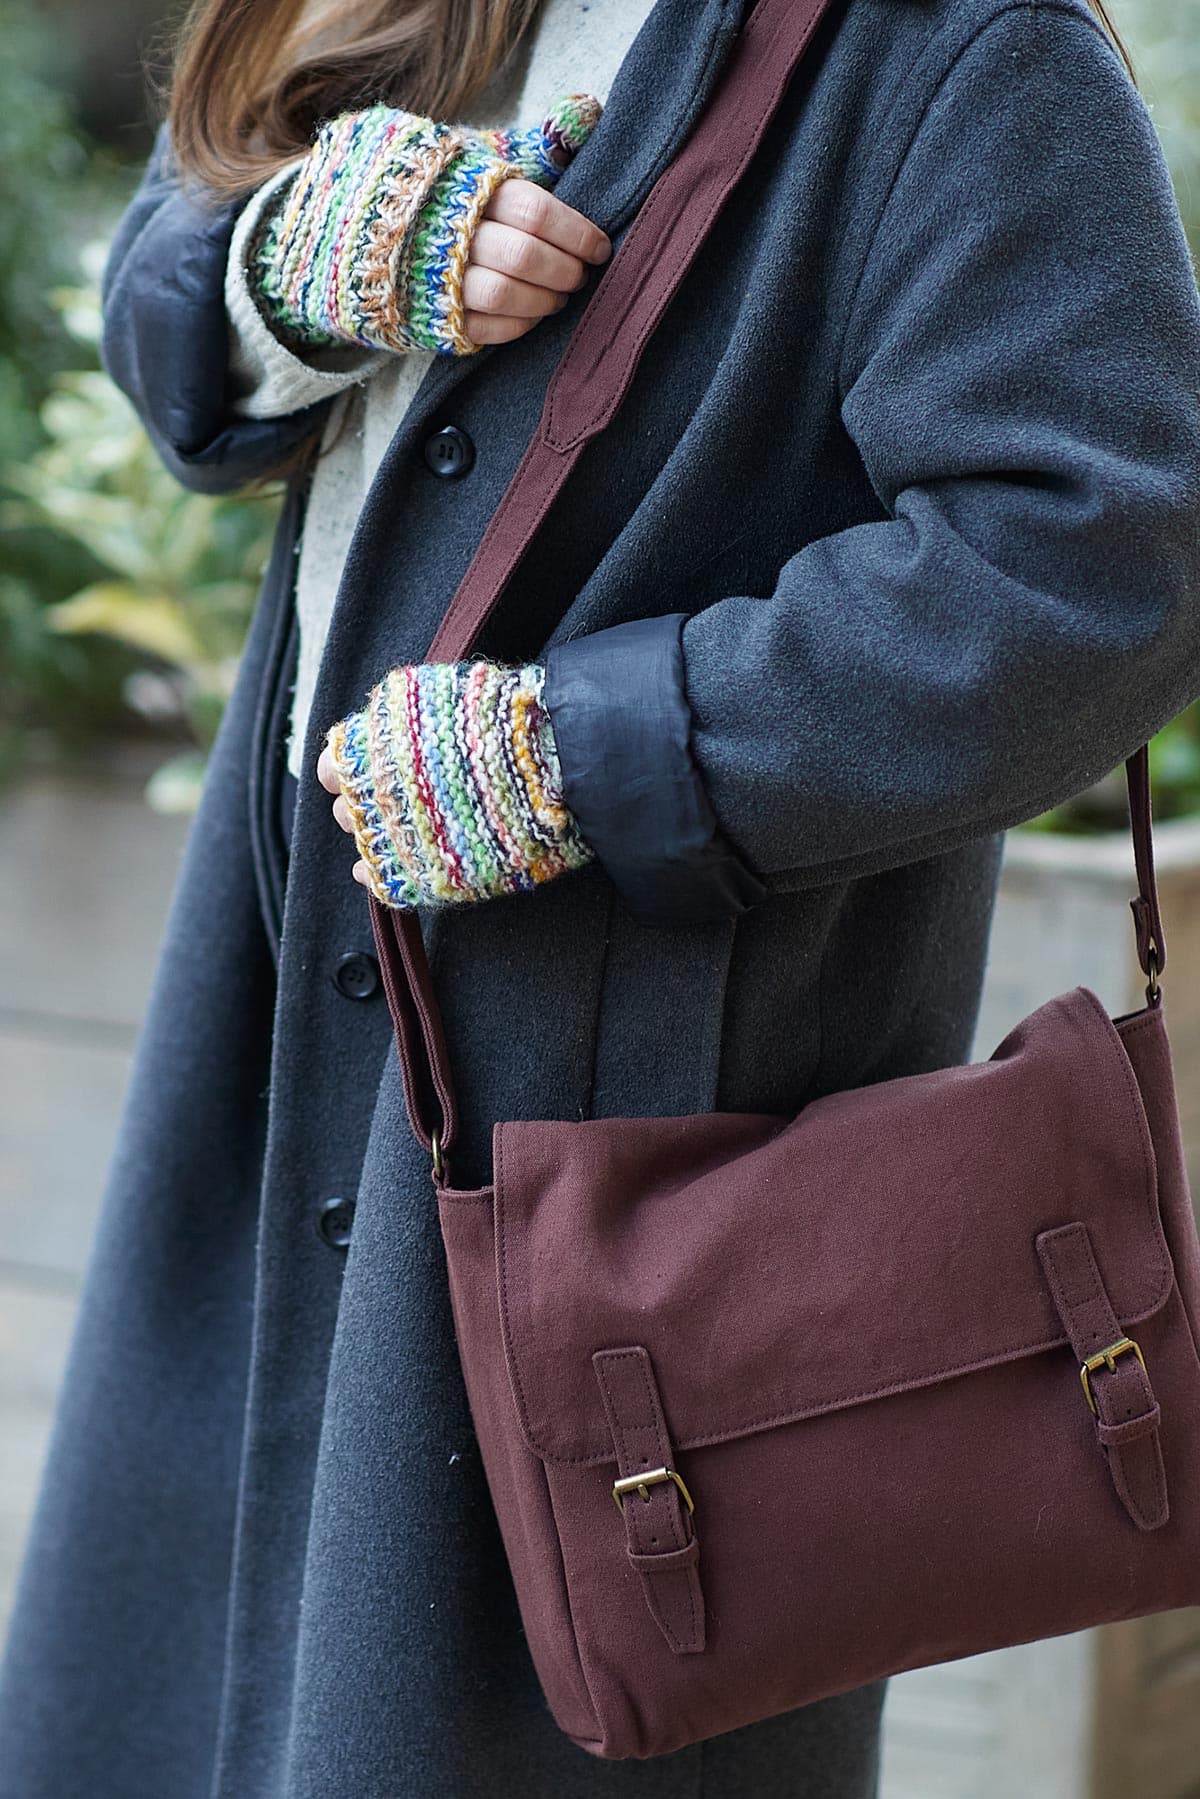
[368,0,1200,1761]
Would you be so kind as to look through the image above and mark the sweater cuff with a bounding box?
[542,613,769,925]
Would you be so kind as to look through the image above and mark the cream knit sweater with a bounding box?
[224,0,657,780]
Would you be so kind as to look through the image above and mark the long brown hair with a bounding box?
[168,0,1136,201]
[168,0,548,199]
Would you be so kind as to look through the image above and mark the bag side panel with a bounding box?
[437,1190,602,1746]
[1117,1004,1200,1358]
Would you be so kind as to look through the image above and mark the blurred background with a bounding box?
[0,1,1198,1793]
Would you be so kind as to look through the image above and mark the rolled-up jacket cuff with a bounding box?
[542,611,768,925]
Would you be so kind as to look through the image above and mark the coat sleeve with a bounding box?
[100,124,333,495]
[542,3,1200,925]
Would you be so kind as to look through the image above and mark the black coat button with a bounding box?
[422,424,475,479]
[317,1197,355,1250]
[332,950,379,1001]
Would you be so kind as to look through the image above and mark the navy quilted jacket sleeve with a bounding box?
[544,5,1200,922]
[100,125,330,495]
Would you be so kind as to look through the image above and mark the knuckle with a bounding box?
[476,269,510,313]
[509,180,551,234]
[501,230,539,277]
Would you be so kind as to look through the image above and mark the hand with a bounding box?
[459,178,612,347]
[318,661,594,909]
[318,743,372,888]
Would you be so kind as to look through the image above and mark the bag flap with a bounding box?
[493,986,1173,1465]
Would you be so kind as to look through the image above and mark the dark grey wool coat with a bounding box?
[4,0,1200,1793]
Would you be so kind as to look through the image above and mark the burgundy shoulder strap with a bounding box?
[1127,743,1166,992]
[368,0,1165,1180]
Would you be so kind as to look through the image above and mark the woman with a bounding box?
[2,0,1199,1793]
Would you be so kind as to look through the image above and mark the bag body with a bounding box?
[433,986,1200,1757]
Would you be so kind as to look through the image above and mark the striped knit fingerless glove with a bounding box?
[251,94,602,358]
[326,660,595,909]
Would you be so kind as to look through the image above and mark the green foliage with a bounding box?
[0,3,144,776]
[0,0,90,464]
[1123,0,1200,254]
[0,4,281,809]
[4,279,281,810]
[1024,713,1200,834]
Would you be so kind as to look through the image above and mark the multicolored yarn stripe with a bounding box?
[326,660,595,909]
[459,92,603,184]
[252,94,602,359]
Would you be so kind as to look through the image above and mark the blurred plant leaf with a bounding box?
[47,583,209,667]
[145,749,210,816]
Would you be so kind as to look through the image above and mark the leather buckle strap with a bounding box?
[593,1347,706,1654]
[369,904,459,1181]
[1036,1222,1168,1531]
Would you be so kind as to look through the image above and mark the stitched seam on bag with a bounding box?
[1111,1427,1167,1528]
[1077,987,1162,1236]
[1041,1223,1106,1318]
[1118,1010,1161,1040]
[599,1351,690,1560]
[516,1316,1174,1466]
[1114,1009,1200,1394]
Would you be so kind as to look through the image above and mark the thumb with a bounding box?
[503,93,603,186]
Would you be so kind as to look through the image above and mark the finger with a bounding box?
[317,745,342,793]
[461,260,571,321]
[460,310,544,346]
[469,217,593,301]
[480,178,611,266]
[332,795,356,835]
[352,861,370,887]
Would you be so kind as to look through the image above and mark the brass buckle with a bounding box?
[612,1466,695,1517]
[1080,1336,1146,1414]
[430,1126,445,1187]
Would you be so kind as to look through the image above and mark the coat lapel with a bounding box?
[316,0,749,699]
[401,0,748,433]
